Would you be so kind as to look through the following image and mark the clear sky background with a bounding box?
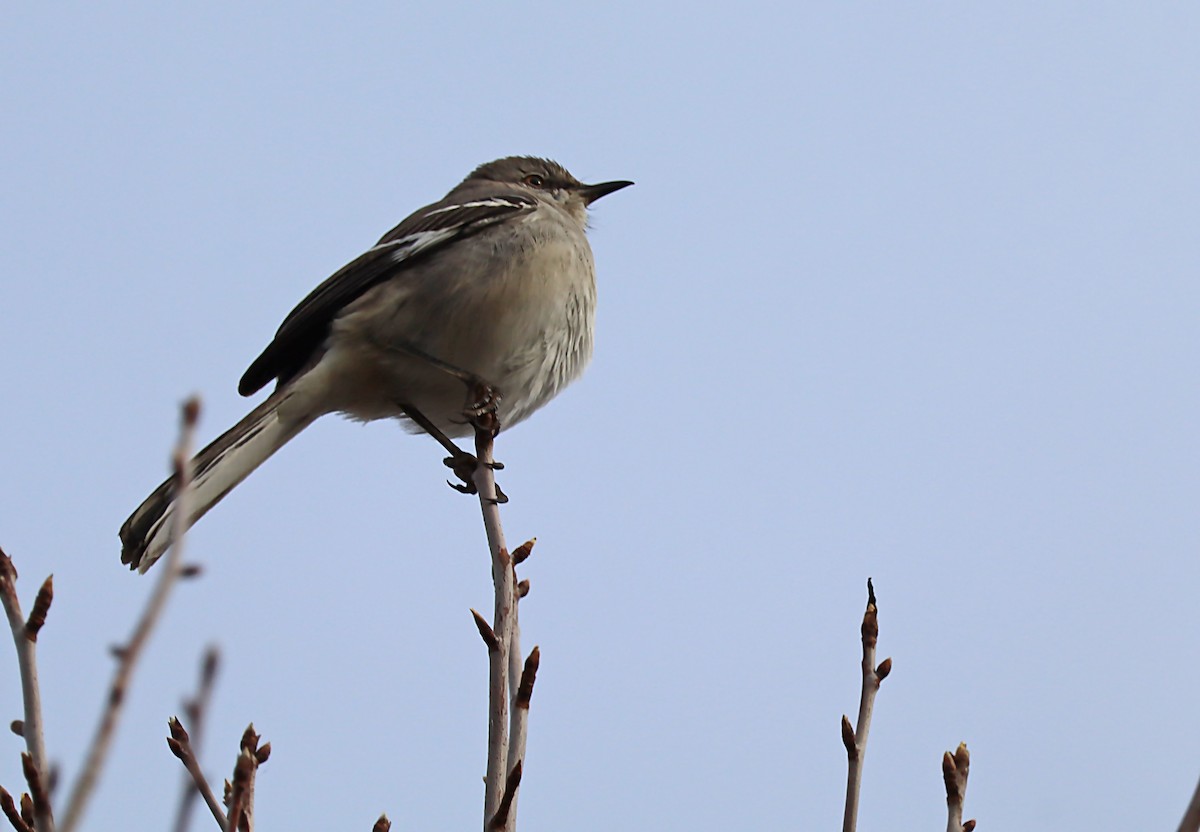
[2,4,1198,830]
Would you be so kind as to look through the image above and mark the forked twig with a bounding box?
[167,718,227,830]
[469,423,538,832]
[58,397,201,832]
[840,579,892,832]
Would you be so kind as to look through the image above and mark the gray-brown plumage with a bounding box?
[120,157,631,572]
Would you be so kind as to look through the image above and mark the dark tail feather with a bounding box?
[120,392,314,572]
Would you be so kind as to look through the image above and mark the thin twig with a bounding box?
[172,647,222,832]
[942,743,972,832]
[840,579,892,832]
[167,718,227,830]
[58,396,201,832]
[472,423,516,830]
[1180,772,1200,832]
[0,550,54,832]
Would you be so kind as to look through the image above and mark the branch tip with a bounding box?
[18,792,32,830]
[840,715,856,756]
[0,548,16,583]
[470,608,500,650]
[0,786,31,832]
[512,538,536,565]
[23,576,53,641]
[516,647,541,708]
[181,395,202,427]
[371,814,391,832]
[19,794,33,831]
[488,761,523,831]
[239,724,259,753]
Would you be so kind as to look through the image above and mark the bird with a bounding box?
[119,156,632,572]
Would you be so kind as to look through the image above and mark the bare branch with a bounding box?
[58,396,201,832]
[841,578,891,832]
[942,743,972,832]
[0,549,53,832]
[471,423,517,830]
[172,647,222,832]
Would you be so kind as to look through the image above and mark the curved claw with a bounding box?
[448,479,477,495]
[463,381,501,420]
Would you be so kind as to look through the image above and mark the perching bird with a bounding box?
[120,156,632,572]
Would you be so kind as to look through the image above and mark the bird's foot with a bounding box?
[463,380,502,426]
[444,451,508,503]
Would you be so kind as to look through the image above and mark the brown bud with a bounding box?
[240,724,259,752]
[372,814,392,832]
[517,579,530,598]
[10,721,23,737]
[471,609,499,651]
[875,657,892,681]
[255,742,271,764]
[516,647,540,708]
[25,575,54,642]
[182,396,202,427]
[20,793,33,827]
[512,538,536,564]
[841,715,856,756]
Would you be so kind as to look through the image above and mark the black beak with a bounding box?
[578,179,634,205]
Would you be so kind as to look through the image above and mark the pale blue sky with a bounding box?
[3,4,1198,830]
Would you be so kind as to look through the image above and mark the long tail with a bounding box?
[120,392,316,572]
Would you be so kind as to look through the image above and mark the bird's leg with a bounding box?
[373,337,502,424]
[399,404,507,503]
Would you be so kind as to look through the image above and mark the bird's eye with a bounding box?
[522,173,545,188]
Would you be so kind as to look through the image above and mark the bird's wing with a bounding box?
[237,194,537,396]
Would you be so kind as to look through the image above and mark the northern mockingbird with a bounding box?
[120,156,632,572]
